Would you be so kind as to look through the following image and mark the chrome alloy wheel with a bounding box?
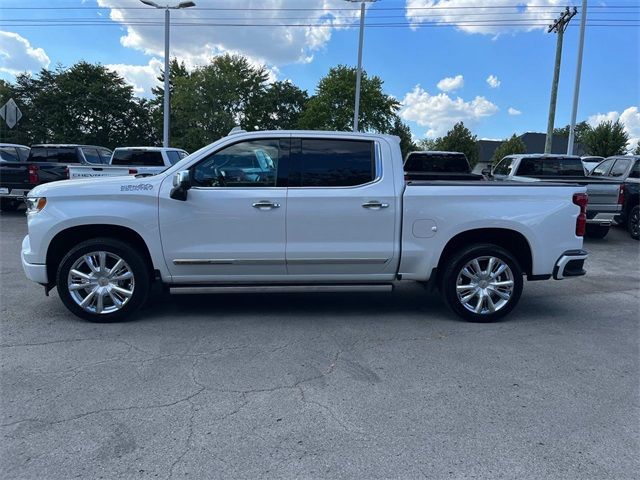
[455,256,514,315]
[67,251,135,314]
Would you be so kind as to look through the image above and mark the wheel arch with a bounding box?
[46,224,156,285]
[435,228,533,283]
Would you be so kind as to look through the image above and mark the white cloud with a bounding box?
[106,58,163,97]
[588,106,640,151]
[0,31,50,75]
[399,85,499,138]
[437,74,464,92]
[508,107,522,115]
[486,74,501,88]
[405,0,567,35]
[97,0,363,70]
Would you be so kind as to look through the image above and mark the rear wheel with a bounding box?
[441,244,523,323]
[628,206,639,240]
[56,238,150,322]
[0,198,19,212]
[585,224,609,239]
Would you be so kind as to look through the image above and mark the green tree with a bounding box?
[554,120,589,143]
[433,122,480,166]
[582,120,629,157]
[415,138,438,151]
[168,54,270,151]
[492,134,526,164]
[633,140,640,155]
[2,63,153,148]
[298,65,399,132]
[388,116,417,158]
[245,80,308,131]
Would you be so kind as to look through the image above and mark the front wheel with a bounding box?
[56,238,150,322]
[628,206,639,240]
[441,244,523,323]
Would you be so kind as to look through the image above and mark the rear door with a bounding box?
[285,136,398,279]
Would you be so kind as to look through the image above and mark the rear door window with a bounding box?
[516,158,542,176]
[166,150,182,165]
[111,150,165,167]
[0,146,20,162]
[609,158,632,177]
[292,138,374,187]
[590,159,615,176]
[629,161,639,179]
[98,148,112,164]
[17,147,30,161]
[81,147,102,164]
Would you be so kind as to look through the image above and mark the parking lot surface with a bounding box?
[1,210,638,479]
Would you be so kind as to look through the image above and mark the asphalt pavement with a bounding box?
[1,209,638,479]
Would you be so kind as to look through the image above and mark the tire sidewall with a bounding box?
[629,206,639,240]
[442,244,523,323]
[56,238,149,322]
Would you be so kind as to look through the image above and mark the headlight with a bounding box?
[25,197,47,214]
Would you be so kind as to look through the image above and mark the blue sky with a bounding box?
[1,0,638,146]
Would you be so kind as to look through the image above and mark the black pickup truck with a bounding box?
[403,151,485,181]
[0,144,112,211]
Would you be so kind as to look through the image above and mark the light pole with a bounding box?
[567,0,587,155]
[139,1,196,147]
[346,0,377,132]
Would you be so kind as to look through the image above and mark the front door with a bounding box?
[159,137,289,283]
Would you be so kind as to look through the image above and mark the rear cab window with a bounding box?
[404,153,469,173]
[291,138,375,187]
[29,147,79,163]
[111,150,164,167]
[541,157,584,176]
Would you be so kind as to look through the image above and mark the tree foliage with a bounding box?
[633,140,640,155]
[582,120,629,157]
[432,122,480,166]
[554,120,589,143]
[492,134,526,164]
[298,65,399,132]
[388,116,417,158]
[0,63,153,148]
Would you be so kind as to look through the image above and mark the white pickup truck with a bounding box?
[21,130,589,323]
[67,147,188,179]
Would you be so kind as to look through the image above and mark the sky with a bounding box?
[1,0,638,147]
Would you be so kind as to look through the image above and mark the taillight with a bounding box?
[64,166,69,179]
[128,169,138,175]
[618,184,625,205]
[28,164,39,185]
[573,192,588,237]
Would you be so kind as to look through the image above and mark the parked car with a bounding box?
[590,155,639,239]
[0,144,112,211]
[581,156,604,173]
[67,147,189,179]
[403,151,484,181]
[22,130,589,324]
[491,154,624,238]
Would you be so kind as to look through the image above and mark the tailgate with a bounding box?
[68,166,133,179]
[0,163,29,190]
[585,182,621,213]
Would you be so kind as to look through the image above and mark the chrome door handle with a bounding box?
[252,200,280,209]
[362,201,389,209]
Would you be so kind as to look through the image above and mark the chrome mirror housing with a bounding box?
[170,170,191,201]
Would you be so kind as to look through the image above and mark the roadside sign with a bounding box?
[0,98,22,129]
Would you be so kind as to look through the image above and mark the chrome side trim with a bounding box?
[287,258,389,265]
[170,284,394,295]
[173,259,284,265]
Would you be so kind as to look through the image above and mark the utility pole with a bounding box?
[567,0,587,155]
[544,6,577,154]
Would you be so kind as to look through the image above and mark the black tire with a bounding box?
[0,198,19,212]
[441,244,523,323]
[585,224,609,239]
[628,205,639,240]
[56,237,150,322]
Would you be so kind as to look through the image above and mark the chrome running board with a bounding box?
[169,284,393,295]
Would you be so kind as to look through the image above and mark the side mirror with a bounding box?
[170,170,191,201]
